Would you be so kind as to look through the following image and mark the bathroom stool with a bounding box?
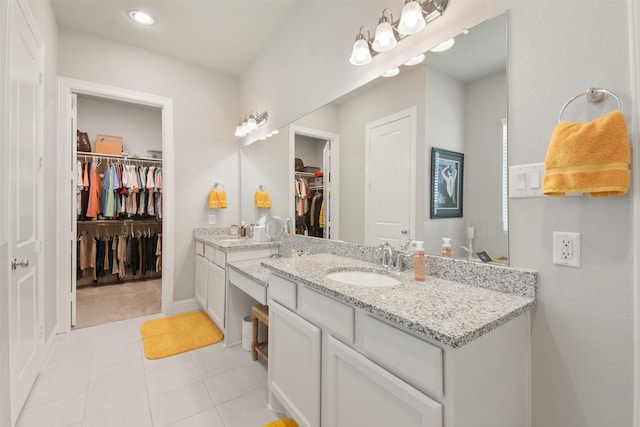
[252,304,269,361]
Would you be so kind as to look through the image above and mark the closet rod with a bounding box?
[78,219,162,225]
[77,152,162,164]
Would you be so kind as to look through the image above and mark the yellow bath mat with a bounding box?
[262,419,299,427]
[140,311,223,360]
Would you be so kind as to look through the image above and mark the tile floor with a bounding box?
[16,314,283,427]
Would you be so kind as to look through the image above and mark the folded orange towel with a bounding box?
[208,189,221,209]
[255,191,272,208]
[543,110,631,197]
[217,190,228,208]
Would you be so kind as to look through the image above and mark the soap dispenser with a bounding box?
[414,241,425,281]
[442,238,452,257]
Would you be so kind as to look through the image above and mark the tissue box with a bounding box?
[253,226,270,242]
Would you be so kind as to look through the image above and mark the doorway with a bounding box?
[289,125,339,240]
[57,77,175,334]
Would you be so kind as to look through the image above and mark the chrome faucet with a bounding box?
[377,242,394,269]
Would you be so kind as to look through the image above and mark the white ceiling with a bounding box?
[50,0,300,76]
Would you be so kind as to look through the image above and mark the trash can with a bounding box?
[242,315,253,351]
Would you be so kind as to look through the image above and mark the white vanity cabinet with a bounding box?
[267,272,530,427]
[194,239,272,335]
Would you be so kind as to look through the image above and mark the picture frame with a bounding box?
[430,147,464,218]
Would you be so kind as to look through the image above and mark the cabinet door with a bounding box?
[326,336,442,427]
[207,262,225,330]
[269,301,321,427]
[195,254,208,310]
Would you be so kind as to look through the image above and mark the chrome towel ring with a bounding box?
[558,87,622,122]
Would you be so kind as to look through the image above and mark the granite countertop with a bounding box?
[261,253,536,348]
[195,235,276,252]
[227,258,270,287]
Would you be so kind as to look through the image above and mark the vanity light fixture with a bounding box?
[129,10,154,26]
[349,27,373,66]
[349,0,450,66]
[430,38,455,52]
[234,110,268,138]
[372,9,397,52]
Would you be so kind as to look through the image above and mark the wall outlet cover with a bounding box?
[553,231,581,268]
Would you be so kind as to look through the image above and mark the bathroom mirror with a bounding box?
[240,12,508,263]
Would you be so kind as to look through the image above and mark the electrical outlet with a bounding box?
[553,231,581,268]
[208,214,216,225]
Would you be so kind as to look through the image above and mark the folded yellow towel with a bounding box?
[255,191,272,208]
[208,189,221,209]
[262,419,298,427]
[543,110,631,197]
[217,190,228,208]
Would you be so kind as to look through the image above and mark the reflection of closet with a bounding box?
[294,134,326,238]
[73,94,163,327]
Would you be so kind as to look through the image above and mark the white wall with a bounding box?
[241,1,635,426]
[57,28,239,302]
[77,96,162,156]
[295,135,324,170]
[464,70,507,259]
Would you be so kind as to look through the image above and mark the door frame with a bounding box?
[56,77,175,333]
[364,107,417,245]
[289,125,340,240]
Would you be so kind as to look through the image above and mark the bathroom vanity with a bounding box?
[261,253,536,427]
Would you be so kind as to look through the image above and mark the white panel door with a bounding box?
[326,336,442,427]
[268,301,321,427]
[365,109,416,246]
[194,254,207,309]
[206,262,225,330]
[7,1,43,423]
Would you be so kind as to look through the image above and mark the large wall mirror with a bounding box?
[240,12,508,263]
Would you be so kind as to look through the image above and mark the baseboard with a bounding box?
[171,298,198,314]
[42,326,57,368]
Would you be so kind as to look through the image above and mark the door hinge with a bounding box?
[39,156,43,169]
[39,324,43,337]
[39,73,43,85]
[35,240,42,253]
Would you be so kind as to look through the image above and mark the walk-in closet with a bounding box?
[73,94,164,329]
[294,134,327,238]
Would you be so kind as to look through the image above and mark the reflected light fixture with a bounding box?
[382,67,400,78]
[350,27,373,65]
[430,38,455,52]
[404,53,425,66]
[372,9,397,52]
[234,110,268,137]
[129,10,154,25]
[349,0,450,66]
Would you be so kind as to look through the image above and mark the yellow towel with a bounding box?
[217,190,228,208]
[543,110,631,197]
[262,419,299,427]
[255,191,272,208]
[208,189,221,209]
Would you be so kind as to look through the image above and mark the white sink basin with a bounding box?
[326,270,401,287]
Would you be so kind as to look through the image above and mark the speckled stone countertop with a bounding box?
[261,253,536,348]
[227,258,270,287]
[194,227,276,252]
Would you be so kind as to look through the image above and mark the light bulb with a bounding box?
[398,1,426,36]
[242,121,250,133]
[404,53,425,66]
[382,67,400,78]
[430,38,455,52]
[350,36,372,66]
[129,10,154,26]
[247,115,257,131]
[234,125,245,137]
[372,19,396,53]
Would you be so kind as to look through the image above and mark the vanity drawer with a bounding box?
[195,241,205,256]
[229,268,267,305]
[358,314,443,399]
[269,274,297,310]
[298,286,354,343]
[204,244,216,262]
[214,249,226,268]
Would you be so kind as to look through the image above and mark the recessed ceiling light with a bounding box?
[129,10,154,26]
[404,53,425,66]
[382,67,400,78]
[430,38,455,53]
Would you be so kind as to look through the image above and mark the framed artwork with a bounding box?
[431,147,464,218]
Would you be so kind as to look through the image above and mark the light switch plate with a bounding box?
[208,214,216,225]
[509,163,545,198]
